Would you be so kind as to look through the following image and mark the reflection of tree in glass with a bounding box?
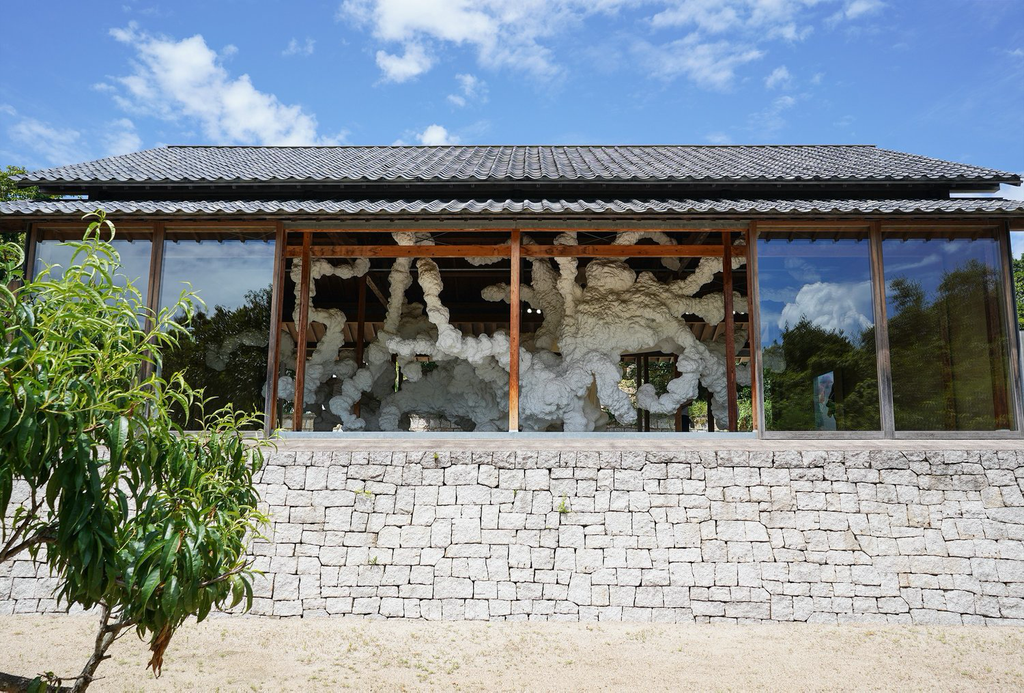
[1014,253,1024,331]
[763,319,879,431]
[888,260,1011,431]
[162,287,271,429]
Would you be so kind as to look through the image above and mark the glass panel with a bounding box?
[35,237,152,305]
[159,233,275,428]
[1013,231,1024,387]
[758,233,880,431]
[883,230,1014,431]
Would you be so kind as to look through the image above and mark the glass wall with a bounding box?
[35,230,152,305]
[882,230,1014,431]
[158,231,276,428]
[758,231,880,432]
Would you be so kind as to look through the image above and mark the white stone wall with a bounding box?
[3,448,1024,624]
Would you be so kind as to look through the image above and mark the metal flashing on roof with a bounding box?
[14,145,1020,187]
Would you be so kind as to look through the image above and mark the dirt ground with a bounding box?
[1,616,1022,692]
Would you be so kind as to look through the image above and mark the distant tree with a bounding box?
[0,165,53,202]
[0,212,270,692]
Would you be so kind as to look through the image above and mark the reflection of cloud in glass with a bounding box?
[783,256,821,283]
[885,252,941,274]
[159,240,275,314]
[779,280,873,340]
[35,239,152,304]
[1012,231,1024,260]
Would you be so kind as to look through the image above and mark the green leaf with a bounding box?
[140,567,162,610]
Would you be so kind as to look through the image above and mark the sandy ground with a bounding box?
[1,617,1023,692]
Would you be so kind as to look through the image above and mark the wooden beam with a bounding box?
[722,231,738,432]
[264,221,286,435]
[521,244,723,258]
[284,243,725,259]
[354,274,367,419]
[293,232,312,432]
[286,244,511,258]
[509,228,521,433]
[365,275,388,308]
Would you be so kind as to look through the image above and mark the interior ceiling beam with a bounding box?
[285,244,726,258]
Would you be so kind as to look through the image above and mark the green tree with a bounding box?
[0,165,53,202]
[0,212,271,692]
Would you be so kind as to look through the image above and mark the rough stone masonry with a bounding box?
[3,447,1024,624]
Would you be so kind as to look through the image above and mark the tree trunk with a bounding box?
[70,603,126,693]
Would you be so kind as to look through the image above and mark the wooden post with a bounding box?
[869,221,896,437]
[145,221,166,328]
[674,354,684,432]
[745,225,757,432]
[509,228,521,432]
[264,222,286,435]
[636,355,644,432]
[293,232,312,432]
[354,273,367,418]
[643,355,651,432]
[722,231,738,431]
[22,222,36,283]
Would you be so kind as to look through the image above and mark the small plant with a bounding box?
[368,555,379,566]
[354,487,374,498]
[557,495,571,514]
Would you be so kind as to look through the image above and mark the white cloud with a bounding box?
[416,124,459,145]
[447,73,487,107]
[101,118,143,156]
[705,131,732,144]
[779,280,874,340]
[765,65,792,89]
[108,22,345,145]
[375,42,433,82]
[749,94,797,137]
[828,0,884,27]
[637,34,764,90]
[6,114,84,166]
[651,0,818,41]
[338,0,632,82]
[282,37,316,57]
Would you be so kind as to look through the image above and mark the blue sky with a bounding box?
[1,0,1022,197]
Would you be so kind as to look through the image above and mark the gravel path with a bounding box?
[1,616,1023,691]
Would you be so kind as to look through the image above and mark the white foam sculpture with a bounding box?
[278,231,749,432]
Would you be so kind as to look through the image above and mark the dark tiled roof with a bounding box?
[2,198,1022,216]
[16,145,1020,185]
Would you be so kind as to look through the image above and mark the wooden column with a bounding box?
[673,355,685,432]
[869,221,895,437]
[722,231,738,431]
[998,220,1024,435]
[264,222,286,435]
[745,226,757,432]
[643,355,651,432]
[636,356,644,432]
[508,228,521,432]
[21,222,36,283]
[145,221,166,328]
[354,273,367,418]
[293,232,312,432]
